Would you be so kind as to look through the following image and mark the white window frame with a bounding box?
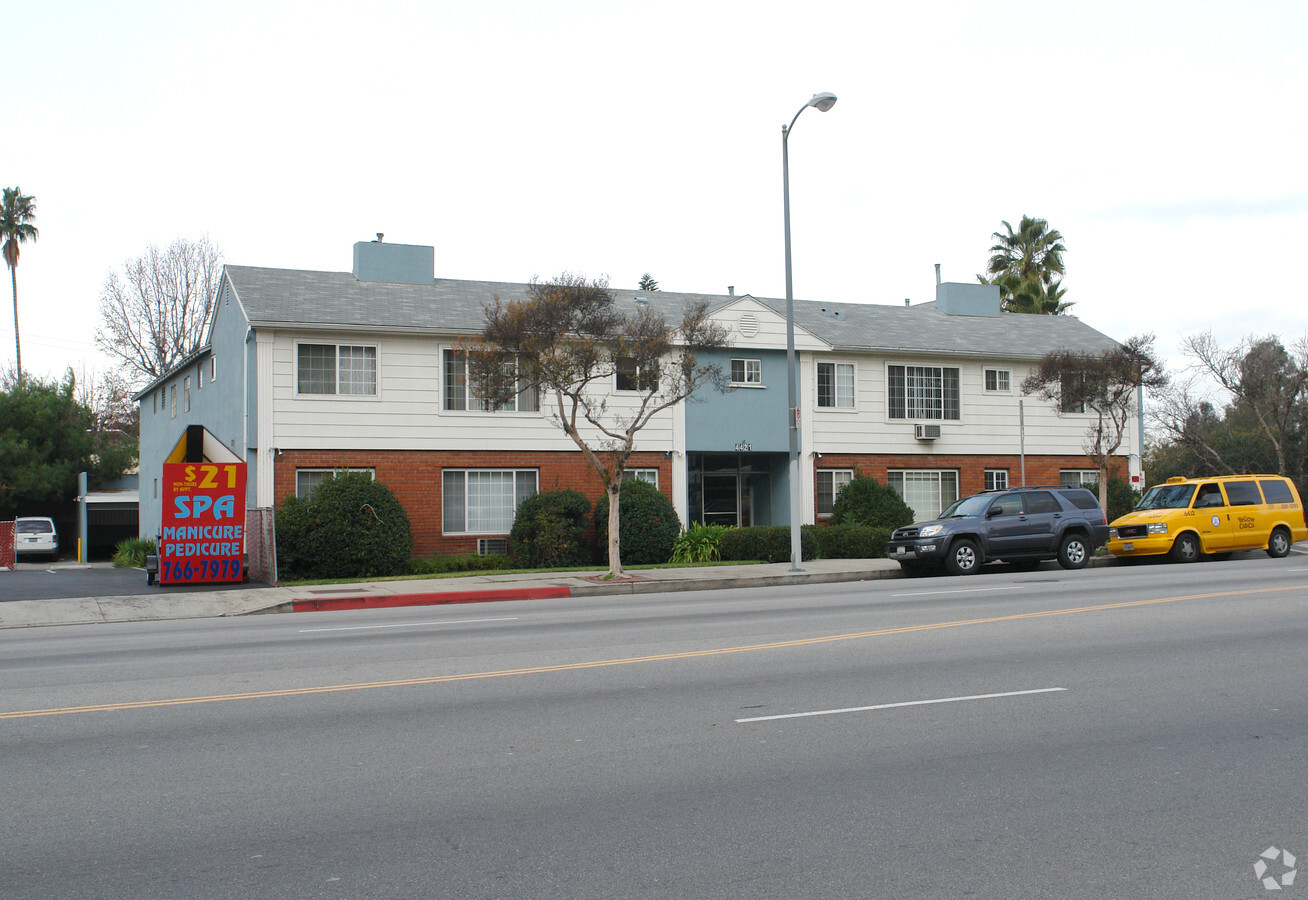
[295,342,378,397]
[623,468,659,487]
[984,368,1011,393]
[442,469,539,535]
[183,376,191,413]
[887,469,960,521]
[816,361,856,409]
[442,349,538,413]
[1060,469,1099,488]
[616,357,659,393]
[295,467,376,499]
[816,469,854,518]
[730,358,763,387]
[169,385,177,418]
[984,469,1009,491]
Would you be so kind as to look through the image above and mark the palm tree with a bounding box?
[1,187,39,379]
[979,215,1069,315]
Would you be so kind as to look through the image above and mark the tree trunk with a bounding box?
[607,481,623,577]
[1099,465,1110,516]
[10,265,20,381]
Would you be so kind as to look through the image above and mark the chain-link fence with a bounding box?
[245,507,278,585]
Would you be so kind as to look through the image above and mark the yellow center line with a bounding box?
[4,583,1302,721]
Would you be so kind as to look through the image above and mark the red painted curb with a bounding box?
[290,585,572,613]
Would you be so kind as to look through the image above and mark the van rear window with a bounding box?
[1224,482,1263,506]
[1259,479,1295,504]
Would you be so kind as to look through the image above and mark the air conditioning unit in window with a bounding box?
[915,424,941,440]
[478,538,510,556]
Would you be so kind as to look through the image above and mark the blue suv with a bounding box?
[887,486,1109,575]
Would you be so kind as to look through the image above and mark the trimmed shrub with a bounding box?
[831,475,915,530]
[1106,476,1140,524]
[113,537,155,568]
[719,525,819,563]
[593,479,681,565]
[510,489,592,568]
[409,553,513,575]
[670,523,729,563]
[276,473,413,580]
[812,524,890,559]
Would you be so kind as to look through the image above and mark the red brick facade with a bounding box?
[274,449,672,556]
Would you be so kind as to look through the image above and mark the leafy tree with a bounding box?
[1022,334,1167,511]
[275,472,412,579]
[978,215,1071,315]
[468,274,730,577]
[637,273,660,292]
[0,369,131,519]
[1152,333,1308,489]
[95,236,223,382]
[1,187,39,379]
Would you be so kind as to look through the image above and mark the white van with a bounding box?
[15,517,59,561]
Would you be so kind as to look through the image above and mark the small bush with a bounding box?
[670,523,729,563]
[1106,476,1140,523]
[593,479,681,566]
[510,490,592,568]
[831,475,916,530]
[113,537,155,568]
[276,473,413,580]
[720,526,819,563]
[409,553,513,575]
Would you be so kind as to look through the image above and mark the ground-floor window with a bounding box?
[442,469,538,534]
[295,467,375,498]
[1060,469,1099,489]
[985,469,1009,491]
[888,469,959,521]
[816,469,854,518]
[624,468,659,487]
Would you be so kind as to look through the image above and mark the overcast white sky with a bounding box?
[8,0,1307,393]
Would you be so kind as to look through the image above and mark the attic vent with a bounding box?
[737,312,759,337]
[478,538,509,556]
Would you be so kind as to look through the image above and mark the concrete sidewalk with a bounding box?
[0,558,906,629]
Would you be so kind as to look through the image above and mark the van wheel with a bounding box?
[1268,526,1292,559]
[1057,534,1089,570]
[945,539,981,575]
[1170,532,1201,563]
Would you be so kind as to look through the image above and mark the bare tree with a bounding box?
[95,236,223,383]
[1023,334,1167,510]
[74,364,140,439]
[467,274,731,577]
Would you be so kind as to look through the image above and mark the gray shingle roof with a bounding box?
[225,265,1120,360]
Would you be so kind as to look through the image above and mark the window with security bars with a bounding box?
[888,470,959,521]
[442,469,538,534]
[297,343,376,396]
[817,362,855,408]
[984,368,1010,392]
[888,365,960,420]
[443,349,538,411]
[985,469,1009,491]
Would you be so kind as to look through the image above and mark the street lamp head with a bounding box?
[808,92,838,112]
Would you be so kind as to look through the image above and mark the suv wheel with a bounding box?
[1057,533,1089,570]
[945,539,981,575]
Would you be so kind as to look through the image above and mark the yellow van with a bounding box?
[1107,475,1307,562]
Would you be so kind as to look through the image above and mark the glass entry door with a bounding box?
[703,475,742,526]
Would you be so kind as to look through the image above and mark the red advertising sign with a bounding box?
[159,461,247,584]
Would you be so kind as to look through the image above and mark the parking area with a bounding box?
[2,561,267,602]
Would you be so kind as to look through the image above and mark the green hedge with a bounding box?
[719,524,889,562]
[593,479,680,565]
[408,553,513,575]
[510,489,592,568]
[276,473,413,580]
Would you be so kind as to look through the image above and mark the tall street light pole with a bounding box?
[782,91,837,573]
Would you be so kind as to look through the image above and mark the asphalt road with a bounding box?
[3,556,1306,898]
[1,561,267,600]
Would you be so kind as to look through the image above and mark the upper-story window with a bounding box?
[888,365,960,420]
[1060,372,1087,413]
[730,358,762,386]
[297,343,377,396]
[984,368,1010,392]
[169,385,177,418]
[183,376,191,412]
[817,362,855,408]
[616,357,659,392]
[443,349,539,412]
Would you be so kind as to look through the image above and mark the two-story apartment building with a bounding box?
[134,239,1135,556]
